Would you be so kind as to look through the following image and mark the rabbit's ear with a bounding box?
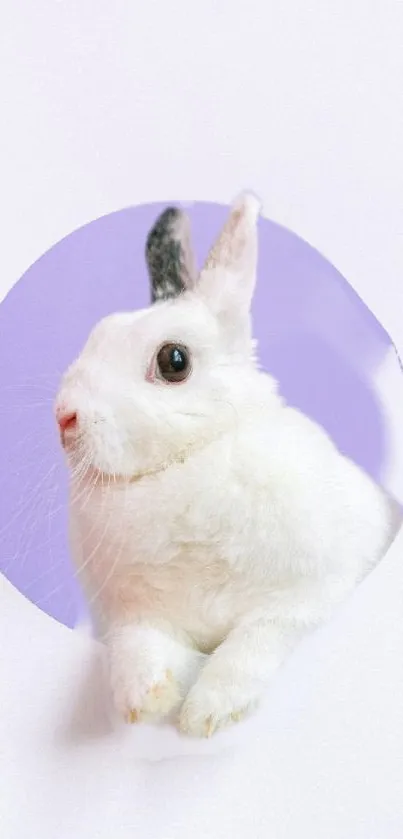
[197,192,261,340]
[145,207,197,303]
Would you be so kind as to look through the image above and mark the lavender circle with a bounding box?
[0,202,394,627]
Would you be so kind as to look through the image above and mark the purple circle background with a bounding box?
[0,202,394,628]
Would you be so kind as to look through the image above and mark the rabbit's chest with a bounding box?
[104,550,250,650]
[72,483,264,650]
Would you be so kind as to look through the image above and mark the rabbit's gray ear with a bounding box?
[145,206,197,303]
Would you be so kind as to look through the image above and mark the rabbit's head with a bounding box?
[55,193,275,480]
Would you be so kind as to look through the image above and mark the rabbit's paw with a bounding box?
[111,661,181,724]
[179,681,255,738]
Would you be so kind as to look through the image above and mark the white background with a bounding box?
[1,2,403,838]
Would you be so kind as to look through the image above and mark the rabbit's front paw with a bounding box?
[179,680,256,738]
[110,659,181,724]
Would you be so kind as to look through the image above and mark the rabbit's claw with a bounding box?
[111,664,181,724]
[179,682,252,738]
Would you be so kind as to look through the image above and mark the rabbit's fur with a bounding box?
[56,193,400,737]
[146,206,197,303]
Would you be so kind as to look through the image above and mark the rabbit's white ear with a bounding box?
[198,192,261,341]
[146,207,198,303]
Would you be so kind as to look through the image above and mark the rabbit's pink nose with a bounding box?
[56,408,78,445]
[58,411,77,432]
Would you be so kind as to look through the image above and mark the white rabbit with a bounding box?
[55,193,401,738]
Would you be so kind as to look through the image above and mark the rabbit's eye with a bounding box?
[155,343,191,383]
